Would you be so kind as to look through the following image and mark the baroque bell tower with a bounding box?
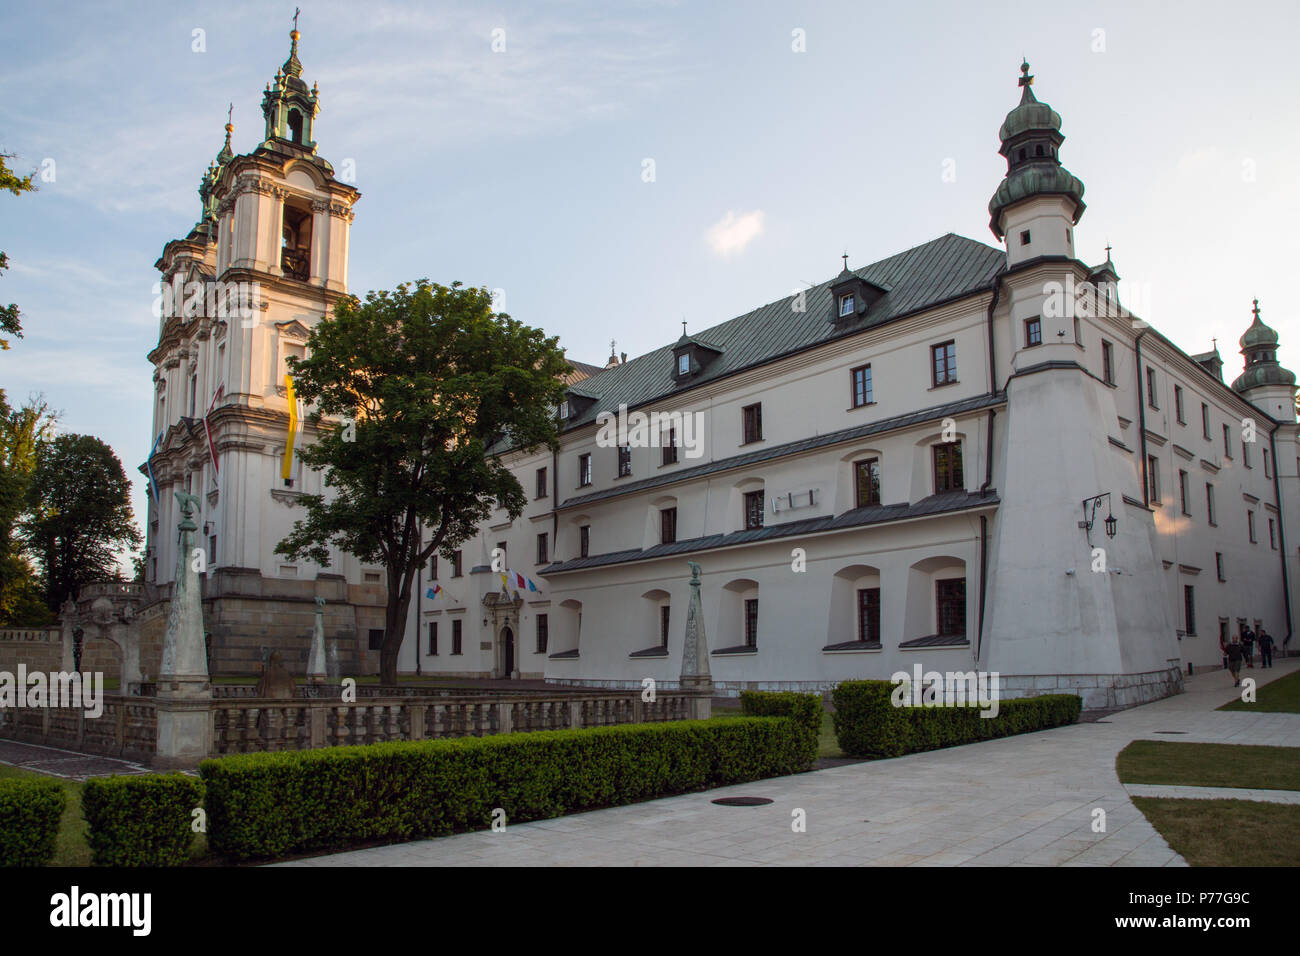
[143,22,379,678]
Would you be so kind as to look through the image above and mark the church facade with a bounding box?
[144,32,1298,707]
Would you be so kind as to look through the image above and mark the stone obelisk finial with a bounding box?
[307,596,328,683]
[680,560,713,716]
[155,490,212,768]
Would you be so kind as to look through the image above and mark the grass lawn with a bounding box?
[0,764,90,866]
[1117,740,1300,792]
[1131,797,1300,866]
[1219,666,1300,713]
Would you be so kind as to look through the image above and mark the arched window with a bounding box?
[287,109,303,144]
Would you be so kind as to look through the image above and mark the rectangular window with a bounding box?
[1024,316,1042,347]
[851,364,873,407]
[1147,455,1161,503]
[854,457,881,508]
[537,532,548,565]
[1184,585,1196,636]
[535,467,548,499]
[936,579,966,637]
[743,490,765,530]
[742,403,763,444]
[452,619,462,655]
[660,605,671,648]
[1248,510,1256,543]
[932,341,957,387]
[1174,385,1185,424]
[660,507,677,545]
[579,525,590,558]
[451,550,463,577]
[189,374,198,417]
[838,293,855,317]
[933,442,964,494]
[1269,517,1277,549]
[617,445,632,477]
[1178,469,1190,516]
[536,614,548,654]
[1206,484,1216,525]
[1264,449,1272,478]
[662,427,678,465]
[368,628,384,651]
[427,622,438,656]
[430,555,437,580]
[677,353,690,376]
[1242,440,1251,468]
[558,400,569,420]
[1102,340,1114,385]
[1146,367,1158,408]
[857,587,880,645]
[1216,552,1225,581]
[208,534,217,567]
[1202,403,1211,440]
[744,598,759,648]
[578,453,592,487]
[1223,424,1232,457]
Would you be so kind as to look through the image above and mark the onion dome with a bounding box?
[1232,299,1295,392]
[988,62,1086,238]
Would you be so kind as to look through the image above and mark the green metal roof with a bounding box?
[558,233,1005,432]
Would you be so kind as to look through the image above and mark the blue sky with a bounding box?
[2,0,1297,547]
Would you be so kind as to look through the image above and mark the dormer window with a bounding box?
[558,401,570,420]
[838,293,855,317]
[672,335,722,381]
[827,270,885,324]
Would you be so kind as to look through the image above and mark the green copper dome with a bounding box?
[999,64,1062,142]
[1231,299,1295,393]
[989,165,1086,219]
[987,62,1086,239]
[1240,311,1279,350]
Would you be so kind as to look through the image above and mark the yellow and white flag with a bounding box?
[282,374,301,482]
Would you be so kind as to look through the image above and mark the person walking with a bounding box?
[1226,636,1244,687]
[1258,628,1275,669]
[1241,625,1256,669]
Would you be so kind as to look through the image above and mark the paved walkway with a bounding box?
[1124,783,1300,805]
[0,739,151,780]
[277,659,1299,867]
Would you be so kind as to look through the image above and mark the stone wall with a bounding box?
[998,665,1185,710]
[0,629,61,674]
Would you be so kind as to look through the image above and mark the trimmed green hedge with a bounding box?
[82,774,204,866]
[739,691,822,764]
[201,717,810,861]
[0,778,65,867]
[832,681,1081,758]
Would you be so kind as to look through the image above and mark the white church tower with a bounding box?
[143,24,385,676]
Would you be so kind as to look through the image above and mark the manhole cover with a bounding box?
[711,796,773,807]
[1154,731,1188,735]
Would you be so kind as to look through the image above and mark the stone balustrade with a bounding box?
[0,695,157,760]
[209,690,698,754]
[1,688,701,763]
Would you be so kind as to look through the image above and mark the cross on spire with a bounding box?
[1252,298,1261,321]
[681,320,688,336]
[293,7,300,31]
[1019,60,1033,87]
[1104,242,1112,260]
[226,102,233,126]
[842,252,849,271]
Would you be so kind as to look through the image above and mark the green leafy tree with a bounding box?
[0,150,37,349]
[276,280,571,683]
[0,394,57,623]
[24,433,142,610]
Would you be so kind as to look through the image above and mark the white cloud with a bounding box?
[705,209,765,258]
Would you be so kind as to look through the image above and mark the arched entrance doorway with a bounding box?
[502,626,514,679]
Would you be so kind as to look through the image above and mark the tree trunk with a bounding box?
[379,567,414,686]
